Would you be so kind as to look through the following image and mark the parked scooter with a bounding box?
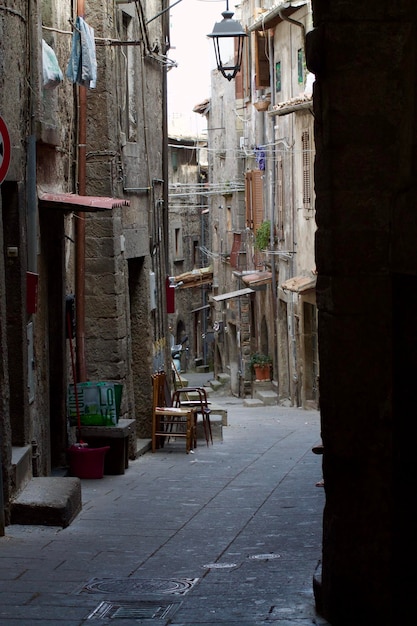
[171,335,188,380]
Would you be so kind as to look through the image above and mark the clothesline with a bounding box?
[42,24,142,46]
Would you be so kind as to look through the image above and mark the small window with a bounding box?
[171,150,178,172]
[275,61,281,93]
[192,239,199,267]
[298,49,304,85]
[172,222,184,261]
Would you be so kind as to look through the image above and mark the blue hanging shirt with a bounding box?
[66,16,97,88]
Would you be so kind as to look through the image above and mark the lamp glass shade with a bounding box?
[208,10,247,81]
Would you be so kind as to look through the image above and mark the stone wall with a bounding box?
[307,1,415,623]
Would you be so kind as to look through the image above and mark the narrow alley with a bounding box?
[0,379,326,625]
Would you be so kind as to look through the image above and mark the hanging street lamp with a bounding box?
[207,1,247,81]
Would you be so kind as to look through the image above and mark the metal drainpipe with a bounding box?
[278,8,306,44]
[75,0,87,381]
[268,30,279,388]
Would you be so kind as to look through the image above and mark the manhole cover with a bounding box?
[87,600,182,620]
[248,553,281,560]
[80,577,199,596]
[202,563,237,569]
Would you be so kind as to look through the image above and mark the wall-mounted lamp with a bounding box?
[207,1,247,81]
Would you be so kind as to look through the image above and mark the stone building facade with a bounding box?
[0,0,169,527]
[203,1,317,406]
[306,1,413,623]
[167,133,212,374]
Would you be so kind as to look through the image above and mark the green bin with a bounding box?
[68,381,123,426]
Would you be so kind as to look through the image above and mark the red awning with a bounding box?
[38,190,130,212]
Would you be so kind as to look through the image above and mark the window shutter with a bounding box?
[255,31,270,89]
[235,36,249,99]
[230,233,242,269]
[302,130,311,209]
[245,170,264,231]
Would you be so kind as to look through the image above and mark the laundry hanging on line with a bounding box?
[42,39,63,89]
[66,16,97,88]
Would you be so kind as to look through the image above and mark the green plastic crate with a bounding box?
[68,381,123,426]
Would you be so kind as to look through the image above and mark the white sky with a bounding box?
[167,0,224,136]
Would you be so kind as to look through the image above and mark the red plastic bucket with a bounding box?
[68,445,110,479]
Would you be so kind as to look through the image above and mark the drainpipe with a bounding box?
[75,0,87,381]
[268,31,279,388]
[278,7,306,44]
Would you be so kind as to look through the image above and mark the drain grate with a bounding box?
[80,577,199,596]
[87,600,182,620]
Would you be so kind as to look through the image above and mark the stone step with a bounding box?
[243,397,265,408]
[10,477,82,528]
[196,414,223,443]
[11,445,32,498]
[206,403,228,426]
[217,373,231,385]
[196,364,210,373]
[255,390,278,406]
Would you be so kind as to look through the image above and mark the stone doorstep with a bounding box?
[255,390,279,406]
[10,477,82,528]
[243,397,265,408]
[11,445,32,497]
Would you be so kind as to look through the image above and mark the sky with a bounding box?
[167,0,224,136]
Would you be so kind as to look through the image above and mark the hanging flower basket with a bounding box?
[253,99,270,112]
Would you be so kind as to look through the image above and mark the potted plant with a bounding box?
[250,352,272,381]
[254,220,272,251]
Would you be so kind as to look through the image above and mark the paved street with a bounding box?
[0,377,328,625]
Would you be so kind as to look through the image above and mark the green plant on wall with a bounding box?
[255,220,271,251]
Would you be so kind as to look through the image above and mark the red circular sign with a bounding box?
[0,116,11,184]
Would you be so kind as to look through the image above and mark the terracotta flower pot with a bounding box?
[253,364,271,381]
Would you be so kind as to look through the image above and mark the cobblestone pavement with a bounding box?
[0,373,329,625]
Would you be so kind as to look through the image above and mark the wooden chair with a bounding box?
[172,386,213,446]
[151,372,197,454]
